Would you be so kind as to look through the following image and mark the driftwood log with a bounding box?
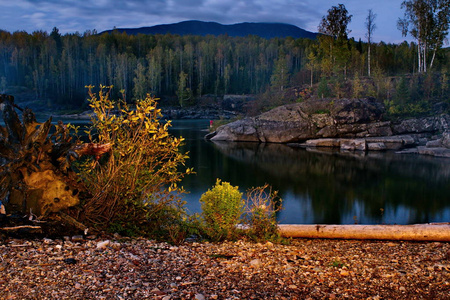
[278,223,450,242]
[0,94,110,218]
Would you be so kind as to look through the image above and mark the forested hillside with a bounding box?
[0,18,448,115]
[101,20,318,40]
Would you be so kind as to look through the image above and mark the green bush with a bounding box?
[199,179,244,241]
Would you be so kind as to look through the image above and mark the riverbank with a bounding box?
[1,236,449,299]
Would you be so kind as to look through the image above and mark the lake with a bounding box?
[3,116,448,225]
[169,119,450,225]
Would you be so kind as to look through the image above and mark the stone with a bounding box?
[208,98,386,143]
[211,119,260,142]
[194,294,206,300]
[367,142,386,151]
[340,139,366,151]
[71,235,84,242]
[392,114,450,134]
[365,136,415,150]
[442,131,450,148]
[96,240,110,250]
[305,138,340,148]
[250,258,262,267]
[417,146,450,158]
[426,139,442,148]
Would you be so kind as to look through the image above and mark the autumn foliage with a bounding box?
[78,86,193,235]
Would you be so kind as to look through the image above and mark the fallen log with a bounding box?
[278,223,450,242]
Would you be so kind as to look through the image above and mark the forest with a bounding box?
[0,2,448,117]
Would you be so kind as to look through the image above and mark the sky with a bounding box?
[0,0,413,44]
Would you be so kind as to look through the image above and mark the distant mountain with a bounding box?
[101,20,318,40]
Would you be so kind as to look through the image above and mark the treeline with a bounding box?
[0,27,448,109]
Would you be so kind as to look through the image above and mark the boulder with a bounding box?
[367,142,387,151]
[426,139,442,148]
[340,139,366,151]
[392,114,450,135]
[417,146,450,158]
[212,119,260,142]
[305,138,340,148]
[365,136,415,150]
[442,131,450,149]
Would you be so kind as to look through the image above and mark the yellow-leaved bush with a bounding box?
[78,85,193,238]
[199,179,244,241]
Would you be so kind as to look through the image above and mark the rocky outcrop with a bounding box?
[402,130,450,158]
[206,98,450,156]
[209,98,388,143]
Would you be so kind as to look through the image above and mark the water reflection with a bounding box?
[170,120,450,225]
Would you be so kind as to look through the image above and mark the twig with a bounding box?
[0,225,42,231]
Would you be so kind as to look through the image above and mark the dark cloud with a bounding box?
[0,0,414,43]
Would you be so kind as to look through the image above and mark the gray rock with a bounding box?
[365,136,415,150]
[367,142,387,151]
[194,294,206,300]
[392,114,450,135]
[211,119,259,142]
[442,131,450,149]
[209,98,386,143]
[305,138,340,148]
[426,139,442,148]
[340,139,366,151]
[417,146,450,158]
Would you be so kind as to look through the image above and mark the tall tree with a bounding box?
[270,54,289,92]
[319,4,353,40]
[365,9,377,76]
[398,0,450,73]
[318,4,353,76]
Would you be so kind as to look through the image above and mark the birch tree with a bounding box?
[398,0,450,73]
[365,9,377,76]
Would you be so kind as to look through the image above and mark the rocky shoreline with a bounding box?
[206,98,450,158]
[1,236,449,299]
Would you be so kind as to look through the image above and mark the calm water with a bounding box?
[4,117,448,224]
[169,119,450,225]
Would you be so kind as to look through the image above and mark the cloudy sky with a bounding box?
[0,0,412,43]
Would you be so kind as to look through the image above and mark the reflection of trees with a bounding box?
[211,141,450,224]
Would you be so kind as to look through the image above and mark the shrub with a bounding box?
[77,85,193,236]
[199,179,244,241]
[243,184,283,242]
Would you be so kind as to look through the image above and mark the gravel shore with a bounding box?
[1,237,449,299]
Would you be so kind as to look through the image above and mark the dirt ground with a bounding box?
[0,235,449,299]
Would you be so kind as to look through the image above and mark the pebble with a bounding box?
[1,238,448,299]
[194,293,205,300]
[250,259,262,267]
[97,240,110,250]
[72,235,84,242]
